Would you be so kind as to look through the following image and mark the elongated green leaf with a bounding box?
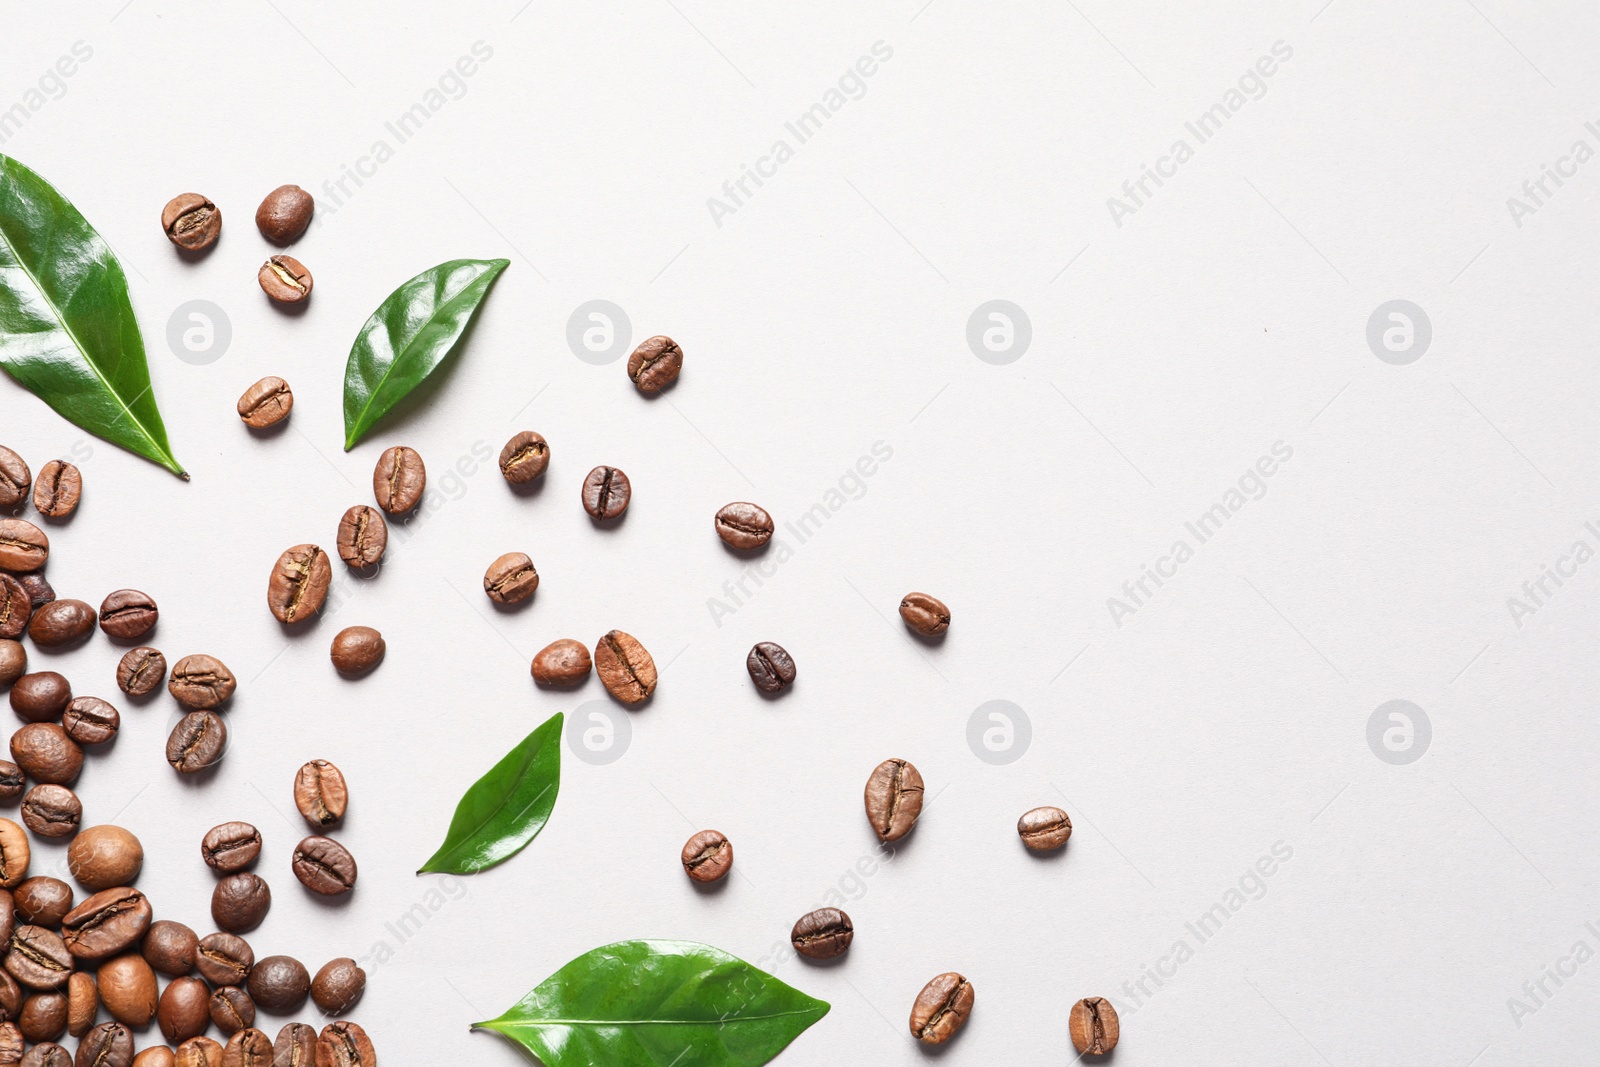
[342,257,509,449]
[0,155,184,477]
[419,711,561,874]
[475,940,830,1067]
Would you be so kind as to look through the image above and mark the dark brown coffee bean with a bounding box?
[195,935,251,988]
[328,627,383,674]
[210,875,269,934]
[266,545,331,624]
[335,506,386,568]
[257,256,311,303]
[899,592,950,636]
[62,698,118,746]
[310,958,364,1015]
[1017,806,1072,851]
[156,977,208,1044]
[65,972,93,1037]
[254,186,313,244]
[0,1020,17,1065]
[26,602,94,649]
[1069,998,1119,1055]
[372,447,424,515]
[96,955,156,1028]
[909,972,973,1046]
[0,970,20,1021]
[498,431,549,484]
[6,927,72,989]
[17,576,51,611]
[236,378,292,429]
[201,824,260,874]
[680,830,731,884]
[173,1039,220,1067]
[18,992,64,1042]
[864,758,923,843]
[0,521,46,573]
[62,888,150,959]
[161,194,220,252]
[66,827,142,892]
[0,821,28,888]
[531,639,590,686]
[0,767,18,804]
[113,649,163,698]
[141,922,197,977]
[208,987,253,1036]
[21,1043,69,1067]
[0,451,28,510]
[20,787,78,840]
[245,957,307,1014]
[77,1021,133,1067]
[790,908,853,960]
[293,762,346,829]
[96,592,154,642]
[626,335,682,393]
[483,553,538,605]
[10,673,69,723]
[30,465,79,522]
[222,1027,270,1067]
[13,880,71,927]
[291,837,356,897]
[272,1024,315,1067]
[713,502,774,550]
[746,642,796,694]
[167,655,235,710]
[167,713,225,774]
[0,580,26,643]
[594,630,656,705]
[580,466,630,520]
[10,725,81,785]
[315,1021,374,1067]
[0,645,23,690]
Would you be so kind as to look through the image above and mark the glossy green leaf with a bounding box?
[0,155,184,477]
[419,711,561,874]
[475,940,830,1067]
[342,257,509,449]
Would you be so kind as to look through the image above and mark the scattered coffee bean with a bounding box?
[65,971,94,1037]
[498,431,549,484]
[581,466,631,520]
[174,1037,220,1067]
[0,820,29,888]
[62,697,119,746]
[293,761,347,829]
[166,713,226,774]
[208,986,253,1036]
[483,553,538,605]
[0,644,24,689]
[273,1024,315,1067]
[257,256,312,303]
[1069,997,1119,1055]
[20,787,78,840]
[67,826,142,892]
[746,642,796,694]
[142,922,198,977]
[97,955,157,1028]
[62,887,150,958]
[329,627,384,674]
[10,725,81,785]
[594,630,656,705]
[210,874,270,933]
[372,446,424,515]
[1017,806,1072,851]
[335,506,386,568]
[0,450,29,509]
[317,1021,374,1067]
[18,575,51,610]
[864,758,923,843]
[5,927,70,989]
[30,464,79,521]
[255,185,314,243]
[246,956,308,1014]
[161,194,221,252]
[531,639,591,686]
[790,908,853,960]
[96,591,155,641]
[310,958,365,1015]
[0,579,27,641]
[20,1042,69,1067]
[0,765,19,803]
[168,655,235,709]
[909,972,973,1046]
[26,601,95,648]
[680,830,732,884]
[235,378,292,429]
[0,521,46,572]
[899,592,950,636]
[14,880,72,927]
[196,934,252,988]
[627,335,683,393]
[201,819,266,875]
[80,1022,134,1067]
[267,544,331,624]
[157,977,209,1044]
[10,673,69,723]
[713,502,774,550]
[291,837,356,897]
[223,1026,271,1067]
[114,648,164,698]
[17,992,64,1042]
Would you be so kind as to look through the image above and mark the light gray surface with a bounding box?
[2,1,1596,1063]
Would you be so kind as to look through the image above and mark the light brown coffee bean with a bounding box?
[335,506,386,568]
[864,758,923,843]
[173,1037,220,1067]
[498,431,549,484]
[790,908,853,960]
[257,256,312,303]
[255,185,313,244]
[14,879,72,927]
[0,969,19,1022]
[156,977,209,1044]
[329,628,384,674]
[899,592,950,636]
[0,1020,18,1066]
[65,972,94,1038]
[0,450,29,509]
[272,1025,315,1067]
[531,639,590,686]
[483,553,538,605]
[309,958,364,1015]
[62,697,119,746]
[267,545,331,624]
[293,761,346,829]
[0,644,24,689]
[713,502,774,550]
[1069,996,1119,1055]
[909,972,973,1046]
[167,656,234,710]
[132,1048,174,1067]
[1017,806,1072,851]
[30,464,78,521]
[316,1021,374,1067]
[680,830,732,884]
[66,826,142,891]
[97,954,157,1027]
[17,992,64,1042]
[5,927,69,989]
[140,921,197,977]
[627,335,682,393]
[0,821,28,888]
[114,648,164,698]
[161,194,220,252]
[19,786,78,840]
[372,447,424,514]
[580,466,630,520]
[594,630,656,705]
[235,378,292,429]
[0,579,24,643]
[222,1026,270,1067]
[10,725,81,785]
[97,591,155,641]
[0,521,45,573]
[26,601,94,648]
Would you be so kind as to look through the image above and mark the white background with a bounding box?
[2,0,1597,1064]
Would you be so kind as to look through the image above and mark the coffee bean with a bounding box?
[293,761,347,829]
[255,185,313,244]
[6,927,71,989]
[141,922,197,978]
[680,830,732,884]
[62,887,151,959]
[210,875,270,933]
[1069,996,1119,1054]
[20,787,78,840]
[27,601,95,648]
[291,837,356,897]
[310,958,365,1015]
[899,592,950,636]
[0,767,18,805]
[580,466,630,520]
[17,576,51,611]
[531,639,590,686]
[316,1021,375,1067]
[909,972,973,1046]
[62,698,119,746]
[864,758,923,843]
[97,955,157,1028]
[790,908,853,960]
[483,553,538,605]
[11,725,81,785]
[157,977,209,1044]
[335,506,386,569]
[0,451,28,509]
[498,431,549,484]
[626,335,682,393]
[329,627,384,674]
[161,194,220,252]
[131,1047,173,1067]
[114,649,164,698]
[713,502,774,550]
[236,378,293,430]
[208,987,253,1036]
[0,521,46,573]
[18,992,64,1042]
[20,1043,69,1067]
[266,545,331,624]
[67,826,142,892]
[30,464,79,522]
[372,447,424,515]
[0,1021,17,1065]
[96,591,155,642]
[0,579,27,642]
[221,1027,270,1067]
[166,713,226,774]
[79,1021,134,1067]
[246,956,307,1014]
[10,673,69,723]
[594,630,656,704]
[14,880,72,927]
[746,642,796,694]
[257,256,312,303]
[0,893,13,947]
[0,970,19,1021]
[167,655,235,710]
[1017,806,1072,851]
[201,824,261,874]
[0,645,23,689]
[273,1024,315,1067]
[0,820,29,888]
[195,935,252,988]
[65,972,94,1037]
[173,1038,220,1067]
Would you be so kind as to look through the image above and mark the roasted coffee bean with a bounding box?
[11,725,81,785]
[96,592,154,642]
[1017,806,1072,851]
[335,506,386,568]
[909,972,973,1046]
[11,673,69,723]
[30,464,79,522]
[222,1028,270,1067]
[20,787,78,840]
[0,970,20,1021]
[17,576,51,610]
[581,466,630,520]
[864,758,923,843]
[310,958,364,1015]
[257,256,312,303]
[531,639,590,686]
[21,1043,69,1067]
[210,875,270,933]
[195,935,252,988]
[6,927,71,989]
[746,642,796,694]
[167,655,234,710]
[0,767,18,805]
[236,378,292,429]
[899,592,950,636]
[0,1021,17,1065]
[97,955,156,1028]
[207,987,252,1036]
[594,630,656,704]
[157,977,209,1044]
[680,830,732,884]
[0,895,13,948]
[272,1025,315,1067]
[713,502,774,550]
[328,627,383,674]
[167,713,226,774]
[293,762,347,829]
[483,553,538,605]
[372,447,424,515]
[161,194,220,252]
[17,992,64,1041]
[498,431,549,484]
[291,837,356,897]
[141,922,197,978]
[1069,996,1119,1054]
[173,1038,220,1067]
[67,827,142,892]
[62,888,150,959]
[78,1022,133,1067]
[315,1021,374,1067]
[790,908,854,960]
[627,335,682,393]
[255,186,313,244]
[0,521,46,573]
[26,602,94,649]
[266,545,331,624]
[246,957,307,1014]
[201,824,261,874]
[0,579,26,642]
[0,646,23,690]
[66,972,94,1037]
[0,821,29,888]
[13,880,70,928]
[62,698,118,746]
[0,451,28,509]
[114,649,164,698]
[131,1049,173,1067]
